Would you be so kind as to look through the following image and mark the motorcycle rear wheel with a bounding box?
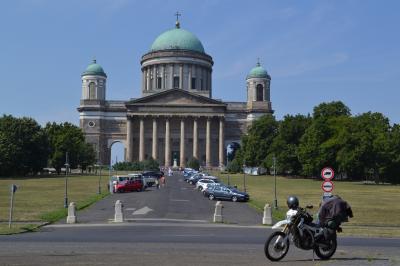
[314,237,337,260]
[264,231,290,261]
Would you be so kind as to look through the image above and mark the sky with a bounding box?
[1,0,399,162]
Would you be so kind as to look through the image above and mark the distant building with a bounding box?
[78,18,273,167]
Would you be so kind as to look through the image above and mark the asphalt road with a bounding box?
[0,172,399,266]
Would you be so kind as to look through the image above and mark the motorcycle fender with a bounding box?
[272,220,290,229]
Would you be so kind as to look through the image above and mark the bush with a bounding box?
[226,159,242,173]
[187,158,200,171]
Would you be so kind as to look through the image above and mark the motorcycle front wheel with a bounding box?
[314,237,337,260]
[264,231,290,261]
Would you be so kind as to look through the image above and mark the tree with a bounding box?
[298,102,351,177]
[239,115,278,167]
[0,115,48,176]
[269,114,312,175]
[45,122,94,173]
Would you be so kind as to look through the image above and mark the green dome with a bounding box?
[247,63,269,79]
[150,27,205,53]
[82,60,107,77]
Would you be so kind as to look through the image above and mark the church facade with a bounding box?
[78,19,273,168]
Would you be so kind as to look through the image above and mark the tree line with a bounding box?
[0,115,95,176]
[230,101,400,184]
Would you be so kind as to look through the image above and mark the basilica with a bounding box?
[78,18,273,168]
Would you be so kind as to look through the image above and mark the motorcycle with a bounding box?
[264,205,339,261]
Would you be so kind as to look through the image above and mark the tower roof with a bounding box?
[247,61,270,79]
[82,59,107,77]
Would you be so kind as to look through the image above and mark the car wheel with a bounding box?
[232,196,238,202]
[198,187,203,191]
[209,194,215,200]
[190,181,193,185]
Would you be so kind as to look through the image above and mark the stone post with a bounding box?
[114,200,124,223]
[213,201,223,223]
[263,203,272,225]
[66,202,77,224]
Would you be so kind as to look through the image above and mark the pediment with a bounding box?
[126,89,225,106]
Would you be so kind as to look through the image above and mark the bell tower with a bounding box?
[81,59,107,102]
[246,60,273,121]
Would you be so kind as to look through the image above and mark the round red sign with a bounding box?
[322,181,334,193]
[321,167,335,180]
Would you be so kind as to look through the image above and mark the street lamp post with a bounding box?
[64,152,69,208]
[273,156,278,209]
[243,164,247,192]
[98,164,102,195]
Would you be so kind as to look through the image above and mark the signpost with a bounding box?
[321,167,335,199]
[9,184,17,228]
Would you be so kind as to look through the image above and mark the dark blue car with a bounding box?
[205,185,249,202]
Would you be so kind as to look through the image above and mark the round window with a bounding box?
[88,121,96,127]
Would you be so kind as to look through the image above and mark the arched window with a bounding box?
[256,84,264,101]
[89,82,96,99]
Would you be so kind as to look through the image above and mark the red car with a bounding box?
[114,175,144,192]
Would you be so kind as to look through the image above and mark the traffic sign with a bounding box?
[322,180,334,193]
[321,167,335,180]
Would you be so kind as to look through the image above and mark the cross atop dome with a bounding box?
[175,11,181,28]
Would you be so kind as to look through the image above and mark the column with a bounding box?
[126,116,133,162]
[219,117,225,167]
[179,64,183,89]
[161,65,165,89]
[152,66,157,89]
[188,64,192,90]
[139,117,145,161]
[180,118,185,167]
[206,117,211,167]
[169,64,174,89]
[142,70,145,91]
[165,117,171,166]
[193,117,198,159]
[152,118,158,160]
[146,67,151,91]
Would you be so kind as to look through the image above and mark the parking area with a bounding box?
[70,171,262,225]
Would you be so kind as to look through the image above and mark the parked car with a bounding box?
[128,173,147,190]
[195,178,220,191]
[114,175,144,193]
[205,185,249,202]
[183,171,198,181]
[141,171,164,187]
[187,173,210,184]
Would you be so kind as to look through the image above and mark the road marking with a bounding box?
[132,206,153,215]
[180,188,187,190]
[125,218,208,223]
[170,199,189,202]
[125,208,136,211]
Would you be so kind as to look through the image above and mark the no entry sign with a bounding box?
[322,180,334,193]
[321,167,335,180]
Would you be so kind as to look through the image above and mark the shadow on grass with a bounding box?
[284,257,389,263]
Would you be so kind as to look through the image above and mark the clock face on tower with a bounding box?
[88,121,95,128]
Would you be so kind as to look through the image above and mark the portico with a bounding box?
[125,89,226,168]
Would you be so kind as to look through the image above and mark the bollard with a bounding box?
[262,203,272,225]
[66,202,77,224]
[114,200,124,222]
[213,201,223,223]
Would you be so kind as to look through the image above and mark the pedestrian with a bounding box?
[160,175,166,187]
[155,178,160,189]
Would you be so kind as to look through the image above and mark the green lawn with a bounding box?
[212,172,400,235]
[0,173,110,233]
